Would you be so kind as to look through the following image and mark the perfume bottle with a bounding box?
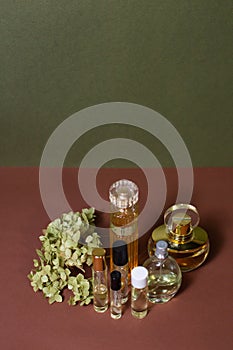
[92,248,108,313]
[110,270,122,319]
[148,204,210,272]
[144,240,182,303]
[112,240,129,303]
[131,266,148,319]
[109,179,139,274]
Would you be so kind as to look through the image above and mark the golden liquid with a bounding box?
[147,272,181,303]
[110,206,138,275]
[93,284,108,312]
[131,287,148,319]
[168,242,209,272]
[148,225,210,272]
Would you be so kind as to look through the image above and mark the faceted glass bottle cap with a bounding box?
[131,266,148,289]
[109,179,139,209]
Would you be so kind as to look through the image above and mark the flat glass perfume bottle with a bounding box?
[109,179,139,275]
[148,204,210,272]
[112,240,129,304]
[92,248,108,313]
[144,240,182,303]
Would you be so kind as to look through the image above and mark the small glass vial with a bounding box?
[144,240,182,303]
[110,270,122,319]
[92,248,108,313]
[109,179,139,275]
[112,240,129,304]
[131,266,148,319]
[148,204,210,272]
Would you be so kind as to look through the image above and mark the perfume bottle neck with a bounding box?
[168,227,194,244]
[166,212,194,244]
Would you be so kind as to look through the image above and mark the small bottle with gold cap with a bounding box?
[148,204,210,272]
[92,248,108,313]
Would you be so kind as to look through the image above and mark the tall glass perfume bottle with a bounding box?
[109,179,139,274]
[148,204,210,272]
[144,240,182,303]
[112,240,129,304]
[92,248,108,313]
[110,270,122,319]
[131,266,148,319]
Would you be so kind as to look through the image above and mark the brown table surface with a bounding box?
[0,167,232,350]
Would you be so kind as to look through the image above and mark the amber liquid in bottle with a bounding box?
[167,226,209,272]
[109,180,139,277]
[110,206,138,274]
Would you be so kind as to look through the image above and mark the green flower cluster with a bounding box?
[28,208,101,305]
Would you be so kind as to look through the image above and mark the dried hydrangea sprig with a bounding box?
[28,208,101,305]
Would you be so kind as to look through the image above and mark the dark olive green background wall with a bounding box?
[0,0,232,167]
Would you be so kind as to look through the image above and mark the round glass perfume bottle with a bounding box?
[148,204,210,272]
[143,240,182,303]
[109,179,139,274]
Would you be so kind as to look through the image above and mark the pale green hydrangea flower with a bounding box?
[28,208,101,305]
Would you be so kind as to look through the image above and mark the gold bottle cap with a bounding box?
[92,248,106,271]
[172,214,191,235]
[164,204,200,244]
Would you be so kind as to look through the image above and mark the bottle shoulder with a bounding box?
[143,256,157,267]
[192,226,209,242]
[151,224,209,248]
[151,224,168,241]
[113,264,128,274]
[110,209,137,226]
[143,256,181,273]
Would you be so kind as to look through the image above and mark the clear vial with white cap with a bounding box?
[131,266,148,319]
[143,240,182,303]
